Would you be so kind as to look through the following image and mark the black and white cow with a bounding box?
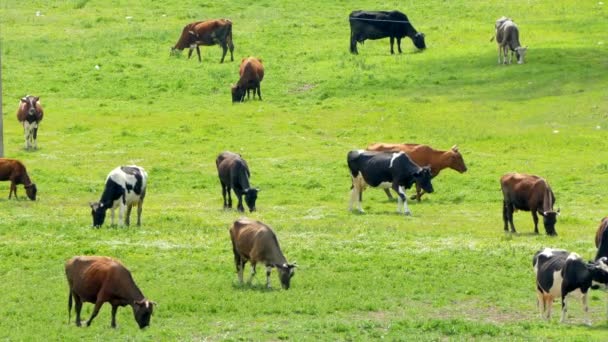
[495,18,527,64]
[347,150,433,216]
[533,247,608,325]
[349,10,426,54]
[89,165,148,228]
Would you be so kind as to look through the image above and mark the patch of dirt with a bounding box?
[290,83,316,93]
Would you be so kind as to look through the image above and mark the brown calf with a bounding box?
[16,95,44,150]
[65,256,155,329]
[230,218,296,289]
[500,173,558,235]
[366,143,467,201]
[0,158,37,200]
[171,19,234,63]
[231,57,264,103]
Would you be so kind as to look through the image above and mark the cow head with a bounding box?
[449,145,468,173]
[132,299,155,329]
[244,188,259,212]
[231,85,246,103]
[89,202,108,227]
[515,46,527,64]
[413,32,426,50]
[414,166,434,194]
[539,209,558,236]
[24,183,37,201]
[21,96,40,116]
[275,263,297,290]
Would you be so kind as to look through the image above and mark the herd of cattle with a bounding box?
[4,10,603,330]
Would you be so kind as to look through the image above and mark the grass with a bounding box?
[1,0,608,340]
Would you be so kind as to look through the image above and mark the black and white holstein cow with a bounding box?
[533,247,608,325]
[347,150,433,216]
[495,17,527,64]
[90,166,148,228]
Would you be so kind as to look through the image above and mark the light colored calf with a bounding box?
[496,19,527,64]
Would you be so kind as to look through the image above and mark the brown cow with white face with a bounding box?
[367,143,467,201]
[500,173,558,235]
[16,95,44,150]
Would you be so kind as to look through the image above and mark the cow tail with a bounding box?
[67,289,72,324]
[226,20,234,48]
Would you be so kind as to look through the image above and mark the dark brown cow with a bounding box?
[171,19,234,63]
[0,158,37,200]
[500,173,558,235]
[216,151,258,212]
[595,217,608,261]
[65,256,155,329]
[367,143,467,201]
[231,57,264,102]
[16,95,44,150]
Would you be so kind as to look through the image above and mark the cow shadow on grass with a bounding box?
[231,282,278,292]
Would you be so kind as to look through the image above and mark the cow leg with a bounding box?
[220,43,227,63]
[265,265,273,288]
[33,124,38,149]
[248,262,257,284]
[227,187,233,208]
[111,304,118,328]
[415,183,422,202]
[136,201,143,226]
[397,37,402,53]
[236,256,246,284]
[257,85,262,101]
[228,38,234,61]
[506,203,516,233]
[118,202,126,226]
[349,177,364,212]
[394,185,411,216]
[187,47,194,59]
[237,193,245,212]
[502,201,509,231]
[125,204,132,226]
[583,291,591,326]
[23,123,30,149]
[86,297,106,327]
[531,211,539,234]
[545,295,553,320]
[560,294,568,323]
[9,181,16,199]
[497,44,502,64]
[536,291,544,319]
[384,188,394,200]
[196,46,202,63]
[389,36,395,54]
[74,295,83,326]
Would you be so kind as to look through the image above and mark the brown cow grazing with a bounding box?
[16,95,44,150]
[231,57,264,103]
[171,19,234,63]
[230,218,296,289]
[500,173,559,235]
[0,158,37,200]
[367,143,467,201]
[65,256,155,329]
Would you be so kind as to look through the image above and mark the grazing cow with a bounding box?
[230,218,296,289]
[495,18,527,64]
[533,248,608,325]
[231,57,264,103]
[0,158,37,200]
[595,217,608,260]
[347,150,433,216]
[349,10,426,54]
[216,151,259,212]
[367,143,467,201]
[16,95,44,150]
[89,165,147,228]
[500,173,558,235]
[65,256,155,329]
[171,19,234,63]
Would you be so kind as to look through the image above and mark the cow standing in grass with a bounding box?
[16,95,44,150]
[230,218,296,289]
[171,19,234,63]
[90,166,147,227]
[495,18,527,64]
[231,57,264,102]
[0,158,37,200]
[216,151,259,212]
[349,10,426,54]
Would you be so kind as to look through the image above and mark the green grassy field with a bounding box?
[1,0,608,340]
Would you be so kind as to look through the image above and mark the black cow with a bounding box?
[216,151,259,212]
[347,150,433,216]
[349,10,426,54]
[534,248,608,325]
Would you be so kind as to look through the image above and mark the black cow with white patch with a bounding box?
[90,165,148,228]
[533,247,608,325]
[347,150,433,216]
[216,151,259,212]
[349,10,426,54]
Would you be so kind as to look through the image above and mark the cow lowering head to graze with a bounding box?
[495,18,527,64]
[595,217,608,261]
[171,19,234,63]
[367,143,467,202]
[231,57,265,103]
[230,218,296,289]
[216,151,259,212]
[90,165,147,228]
[500,173,558,235]
[16,95,44,150]
[347,150,433,216]
[65,256,155,329]
[0,158,37,200]
[534,248,608,325]
[349,10,425,55]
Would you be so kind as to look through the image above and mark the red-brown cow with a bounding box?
[0,158,37,200]
[171,19,234,63]
[595,217,608,260]
[16,95,44,150]
[65,256,155,329]
[500,173,559,235]
[367,143,467,201]
[231,57,264,102]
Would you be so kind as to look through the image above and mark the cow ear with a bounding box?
[34,97,40,102]
[21,97,27,103]
[256,188,261,192]
[451,145,459,152]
